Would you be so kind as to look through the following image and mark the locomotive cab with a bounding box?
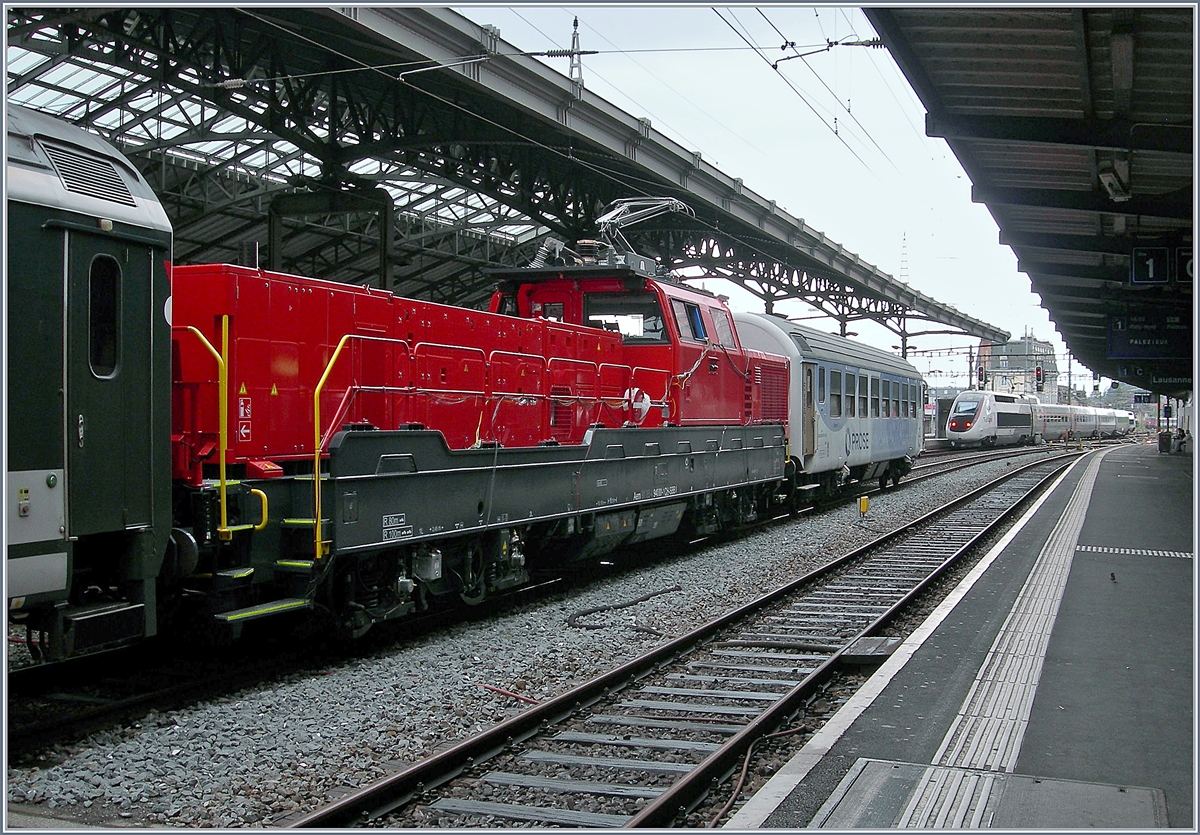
[488,255,755,427]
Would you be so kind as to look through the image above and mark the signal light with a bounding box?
[977,365,986,386]
[1035,365,1044,392]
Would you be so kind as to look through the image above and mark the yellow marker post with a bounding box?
[858,495,870,519]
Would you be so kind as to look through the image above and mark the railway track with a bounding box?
[287,451,1081,828]
[6,580,567,760]
[5,446,1072,763]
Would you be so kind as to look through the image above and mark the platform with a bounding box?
[727,441,1194,829]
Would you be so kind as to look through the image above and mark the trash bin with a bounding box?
[1158,431,1173,453]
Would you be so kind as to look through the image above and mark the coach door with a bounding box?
[65,231,155,536]
[802,362,817,457]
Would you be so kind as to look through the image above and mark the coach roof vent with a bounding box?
[41,143,136,207]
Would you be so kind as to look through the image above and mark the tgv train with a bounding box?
[734,313,924,492]
[946,389,1135,447]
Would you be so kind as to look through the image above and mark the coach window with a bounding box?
[881,377,890,418]
[708,307,736,347]
[818,366,826,404]
[871,377,880,417]
[891,381,900,417]
[911,383,919,419]
[671,299,707,342]
[844,370,855,417]
[901,382,909,417]
[830,369,842,417]
[859,375,869,417]
[89,254,121,377]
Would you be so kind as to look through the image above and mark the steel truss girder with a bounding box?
[9,7,1007,341]
[660,231,991,343]
[8,8,576,298]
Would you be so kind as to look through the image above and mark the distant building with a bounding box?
[978,335,1059,401]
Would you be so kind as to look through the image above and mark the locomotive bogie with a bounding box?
[159,421,786,640]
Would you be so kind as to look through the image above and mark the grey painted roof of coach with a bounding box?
[7,104,171,233]
[735,311,922,378]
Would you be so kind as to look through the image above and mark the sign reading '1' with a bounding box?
[1131,246,1191,284]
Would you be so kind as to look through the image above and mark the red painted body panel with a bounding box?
[170,264,789,485]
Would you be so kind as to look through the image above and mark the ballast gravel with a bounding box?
[6,452,1055,828]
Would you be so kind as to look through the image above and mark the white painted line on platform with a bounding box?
[932,448,1114,775]
[723,452,1098,829]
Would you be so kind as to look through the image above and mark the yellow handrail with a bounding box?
[312,333,414,560]
[185,317,231,540]
[251,488,269,531]
[312,334,353,559]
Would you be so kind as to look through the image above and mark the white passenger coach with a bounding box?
[734,313,924,494]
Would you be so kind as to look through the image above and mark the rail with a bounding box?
[285,452,1081,828]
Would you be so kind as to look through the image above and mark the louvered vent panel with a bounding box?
[42,144,137,207]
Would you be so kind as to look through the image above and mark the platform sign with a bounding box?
[1107,312,1191,359]
[1130,247,1170,284]
[1177,247,1193,283]
[1133,393,1152,404]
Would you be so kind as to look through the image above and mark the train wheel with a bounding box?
[344,608,373,640]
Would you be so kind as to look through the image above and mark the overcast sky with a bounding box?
[454,5,1095,390]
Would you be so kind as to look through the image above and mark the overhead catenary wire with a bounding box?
[835,6,943,168]
[756,9,901,175]
[711,8,877,178]
[558,12,777,164]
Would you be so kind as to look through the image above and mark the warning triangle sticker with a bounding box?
[271,384,278,396]
[239,383,248,395]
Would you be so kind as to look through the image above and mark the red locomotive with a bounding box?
[165,211,790,641]
[171,251,788,485]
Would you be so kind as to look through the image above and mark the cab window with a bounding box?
[584,293,667,343]
[493,293,519,316]
[532,301,565,322]
[671,299,708,342]
[708,307,736,347]
[953,398,981,416]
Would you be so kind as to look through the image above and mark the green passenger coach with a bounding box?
[7,104,174,658]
